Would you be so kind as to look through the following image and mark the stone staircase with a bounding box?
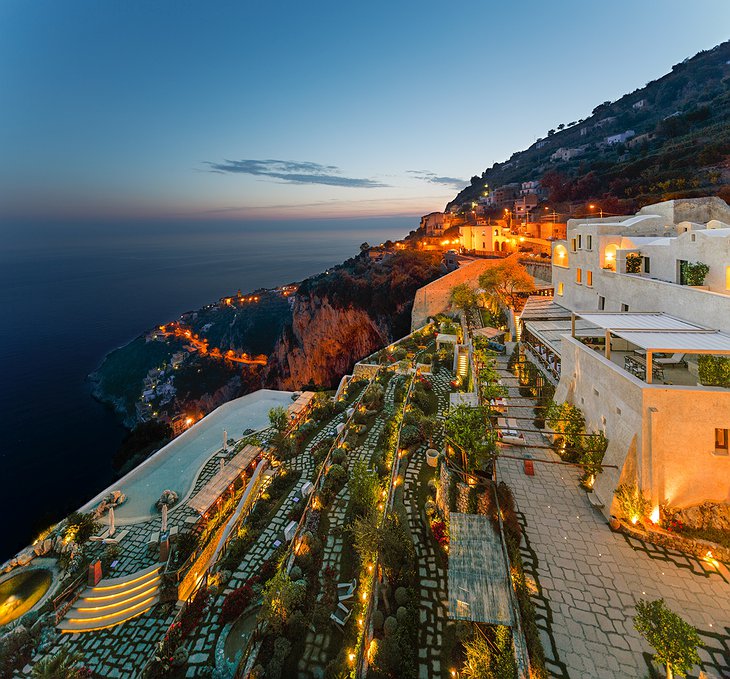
[57,563,162,633]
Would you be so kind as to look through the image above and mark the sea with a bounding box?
[0,216,414,560]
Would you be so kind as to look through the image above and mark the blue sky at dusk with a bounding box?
[1,0,728,221]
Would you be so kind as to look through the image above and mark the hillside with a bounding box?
[91,249,444,428]
[449,41,730,212]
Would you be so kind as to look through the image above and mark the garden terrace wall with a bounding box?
[619,520,730,563]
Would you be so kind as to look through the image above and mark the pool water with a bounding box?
[81,389,294,523]
[0,569,52,627]
[224,606,260,663]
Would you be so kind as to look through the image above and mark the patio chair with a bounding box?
[337,579,357,601]
[330,601,353,628]
[103,529,128,545]
[147,531,160,548]
[89,529,110,542]
[655,353,685,366]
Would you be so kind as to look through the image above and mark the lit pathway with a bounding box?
[494,356,730,679]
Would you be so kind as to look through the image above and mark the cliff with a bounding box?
[91,249,445,428]
[264,293,389,390]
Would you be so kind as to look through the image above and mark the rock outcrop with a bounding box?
[265,294,390,390]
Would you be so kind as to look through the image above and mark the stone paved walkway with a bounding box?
[494,356,730,679]
[402,367,452,679]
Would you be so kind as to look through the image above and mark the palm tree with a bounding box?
[31,647,88,679]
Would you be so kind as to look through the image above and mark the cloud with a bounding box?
[408,170,468,190]
[204,158,388,188]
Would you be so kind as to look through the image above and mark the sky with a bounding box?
[0,0,728,222]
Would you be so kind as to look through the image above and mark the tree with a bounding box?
[445,404,497,472]
[478,259,535,310]
[351,512,380,565]
[268,406,289,433]
[31,647,89,679]
[634,599,701,679]
[260,570,305,634]
[379,513,416,587]
[360,242,371,252]
[348,460,381,521]
[450,283,479,312]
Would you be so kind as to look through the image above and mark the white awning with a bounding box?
[611,329,730,354]
[577,312,704,332]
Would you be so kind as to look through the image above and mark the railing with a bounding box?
[52,570,88,625]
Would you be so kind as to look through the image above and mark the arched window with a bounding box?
[553,244,569,267]
[603,244,617,270]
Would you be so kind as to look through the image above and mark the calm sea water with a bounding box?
[0,217,413,559]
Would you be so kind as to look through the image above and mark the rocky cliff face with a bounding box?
[264,293,391,390]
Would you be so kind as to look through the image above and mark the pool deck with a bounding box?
[80,389,294,524]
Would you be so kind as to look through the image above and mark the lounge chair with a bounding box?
[103,529,128,545]
[147,531,160,548]
[337,579,357,601]
[89,529,110,542]
[330,601,352,628]
[655,353,685,366]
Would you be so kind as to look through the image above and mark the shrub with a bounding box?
[383,616,398,637]
[395,587,409,607]
[396,606,409,625]
[289,566,302,581]
[64,511,100,544]
[372,609,385,631]
[615,482,651,524]
[220,583,254,624]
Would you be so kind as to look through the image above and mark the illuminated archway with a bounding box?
[603,244,617,270]
[553,244,569,267]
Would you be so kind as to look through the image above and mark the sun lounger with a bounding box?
[89,529,110,542]
[337,579,357,601]
[654,353,685,366]
[103,529,128,545]
[147,531,160,548]
[330,601,352,628]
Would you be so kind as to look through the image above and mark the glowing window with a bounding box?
[586,271,593,286]
[576,268,582,284]
[557,282,564,296]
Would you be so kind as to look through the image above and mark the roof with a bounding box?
[288,391,316,418]
[472,327,506,339]
[575,311,730,354]
[523,319,595,356]
[188,444,262,515]
[448,513,513,625]
[519,296,572,322]
[436,333,459,344]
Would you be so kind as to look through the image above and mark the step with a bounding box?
[83,573,161,605]
[71,583,160,617]
[58,597,159,633]
[89,563,161,592]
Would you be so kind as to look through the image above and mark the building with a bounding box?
[420,211,463,236]
[513,194,539,222]
[491,184,521,209]
[459,223,513,255]
[626,132,657,148]
[524,198,730,518]
[550,147,584,162]
[632,98,648,110]
[605,130,635,145]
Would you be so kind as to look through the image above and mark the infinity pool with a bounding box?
[0,569,52,627]
[82,389,294,524]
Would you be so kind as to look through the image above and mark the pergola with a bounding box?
[188,444,263,516]
[447,513,513,625]
[571,311,730,384]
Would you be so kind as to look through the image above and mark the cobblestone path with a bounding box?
[494,356,730,679]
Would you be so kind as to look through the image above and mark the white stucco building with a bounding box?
[524,198,730,517]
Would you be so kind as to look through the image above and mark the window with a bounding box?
[715,428,729,455]
[643,257,651,274]
[587,235,593,250]
[621,303,629,312]
[571,238,577,252]
[598,295,605,310]
[576,268,582,284]
[557,282,564,296]
[726,266,730,290]
[577,234,582,249]
[691,233,696,242]
[586,270,593,286]
[482,241,485,249]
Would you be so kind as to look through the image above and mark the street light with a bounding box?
[589,204,604,218]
